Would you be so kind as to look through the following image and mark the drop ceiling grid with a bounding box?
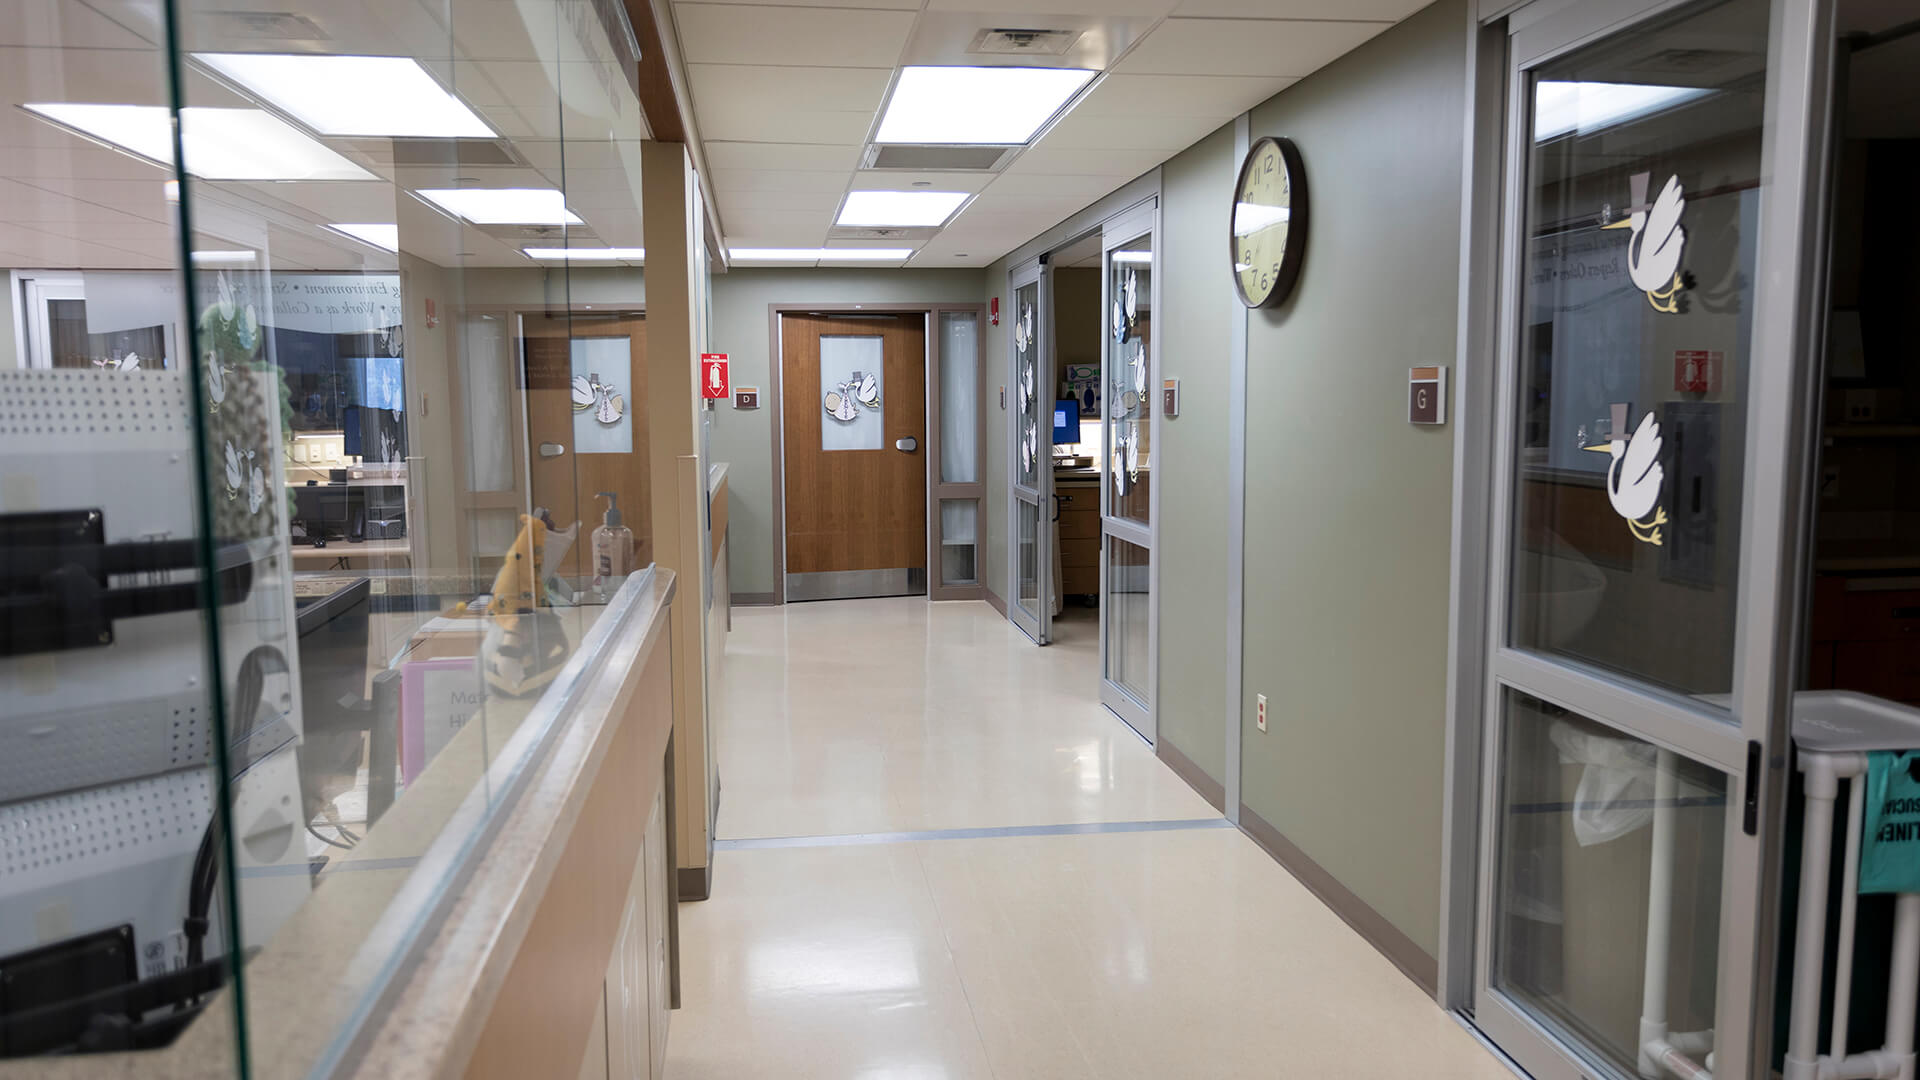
[673,0,1412,264]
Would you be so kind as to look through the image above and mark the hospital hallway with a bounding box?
[663,597,1517,1079]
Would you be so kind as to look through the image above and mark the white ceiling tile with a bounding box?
[1003,145,1167,177]
[691,63,891,112]
[0,178,154,225]
[1072,73,1296,117]
[718,188,841,212]
[722,223,832,247]
[1174,0,1426,19]
[712,168,852,194]
[673,4,915,68]
[925,0,1178,12]
[849,171,994,194]
[726,207,834,232]
[982,171,1120,199]
[705,141,864,172]
[2,0,155,48]
[1041,110,1226,151]
[1116,18,1388,77]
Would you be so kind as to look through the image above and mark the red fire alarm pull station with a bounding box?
[701,354,729,399]
[990,297,1000,326]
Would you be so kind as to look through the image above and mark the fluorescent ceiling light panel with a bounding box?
[1110,250,1153,263]
[414,188,582,225]
[729,248,913,262]
[875,66,1096,145]
[195,53,495,139]
[837,190,968,227]
[23,103,375,181]
[191,250,257,265]
[1533,81,1712,141]
[523,247,645,261]
[324,223,399,252]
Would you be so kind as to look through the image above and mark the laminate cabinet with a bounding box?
[1056,471,1101,598]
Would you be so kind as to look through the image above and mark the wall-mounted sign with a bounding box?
[1408,367,1447,425]
[401,657,484,783]
[734,385,759,409]
[701,353,730,399]
[1162,378,1179,419]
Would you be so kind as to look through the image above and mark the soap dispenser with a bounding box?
[591,491,635,596]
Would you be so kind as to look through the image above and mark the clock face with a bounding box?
[1232,136,1306,308]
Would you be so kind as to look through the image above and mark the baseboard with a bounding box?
[677,863,712,902]
[1156,738,1226,813]
[1237,804,1438,995]
[984,588,1007,617]
[732,591,777,606]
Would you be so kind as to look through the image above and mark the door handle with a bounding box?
[895,437,918,452]
[1050,493,1063,522]
[539,442,566,458]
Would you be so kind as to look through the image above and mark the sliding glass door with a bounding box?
[1100,205,1157,742]
[1468,0,1828,1076]
[1007,261,1053,644]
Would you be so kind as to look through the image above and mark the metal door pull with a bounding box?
[539,442,566,458]
[895,437,918,452]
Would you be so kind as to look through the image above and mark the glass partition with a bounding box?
[0,0,650,1070]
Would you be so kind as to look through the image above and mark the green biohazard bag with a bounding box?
[1859,750,1920,895]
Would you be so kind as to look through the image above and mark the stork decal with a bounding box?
[1602,172,1688,314]
[1586,402,1667,547]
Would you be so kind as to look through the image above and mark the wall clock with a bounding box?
[1230,135,1307,309]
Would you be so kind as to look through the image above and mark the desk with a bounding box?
[1055,467,1101,598]
[291,539,413,569]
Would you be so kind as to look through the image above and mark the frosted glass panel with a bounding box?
[462,314,512,491]
[820,334,884,452]
[939,312,979,483]
[940,499,978,585]
[572,336,633,454]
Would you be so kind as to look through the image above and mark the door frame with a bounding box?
[763,301,983,605]
[1438,0,1838,1076]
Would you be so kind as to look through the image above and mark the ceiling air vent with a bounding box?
[867,145,1014,172]
[198,11,330,40]
[969,28,1083,56]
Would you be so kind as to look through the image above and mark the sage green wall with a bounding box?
[707,267,987,597]
[981,258,1009,605]
[1154,122,1237,787]
[1236,0,1466,960]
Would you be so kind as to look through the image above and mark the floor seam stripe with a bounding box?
[714,816,1233,850]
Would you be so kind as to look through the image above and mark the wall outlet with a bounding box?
[1256,693,1267,733]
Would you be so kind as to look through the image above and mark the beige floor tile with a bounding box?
[670,597,1514,1080]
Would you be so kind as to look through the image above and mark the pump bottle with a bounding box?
[591,491,634,596]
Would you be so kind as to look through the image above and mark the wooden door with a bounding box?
[781,313,927,600]
[522,313,650,579]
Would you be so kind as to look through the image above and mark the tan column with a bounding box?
[641,140,716,898]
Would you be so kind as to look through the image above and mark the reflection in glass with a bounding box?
[1013,281,1041,488]
[939,312,980,484]
[1107,240,1151,524]
[940,499,979,586]
[0,0,654,1066]
[1495,690,1726,1076]
[1018,500,1040,613]
[1508,0,1767,697]
[1106,536,1150,703]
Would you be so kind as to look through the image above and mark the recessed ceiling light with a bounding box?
[522,246,645,261]
[191,250,257,265]
[23,103,375,181]
[324,223,399,252]
[875,66,1096,145]
[728,247,913,263]
[414,188,582,225]
[194,53,496,139]
[837,191,968,228]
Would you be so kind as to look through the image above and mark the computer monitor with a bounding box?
[1053,398,1080,446]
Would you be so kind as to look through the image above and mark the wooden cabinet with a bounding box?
[585,787,672,1080]
[1055,472,1100,598]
